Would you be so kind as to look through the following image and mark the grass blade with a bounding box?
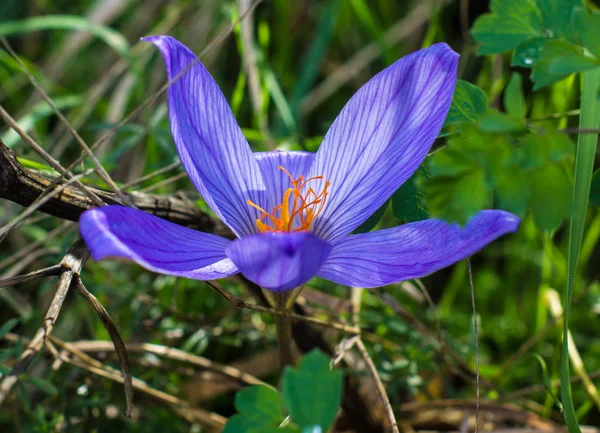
[0,15,130,60]
[562,67,600,433]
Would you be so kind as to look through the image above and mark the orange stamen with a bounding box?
[247,165,330,233]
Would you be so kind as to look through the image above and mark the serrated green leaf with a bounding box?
[353,199,389,233]
[574,7,600,59]
[529,162,572,231]
[223,415,266,433]
[521,130,574,170]
[429,125,511,180]
[531,39,600,90]
[282,350,342,432]
[521,134,546,170]
[28,377,58,396]
[496,168,530,217]
[504,73,526,119]
[223,386,284,433]
[252,429,297,433]
[391,168,428,223]
[538,0,582,42]
[512,36,548,67]
[445,80,489,126]
[424,169,490,224]
[478,111,526,132]
[545,131,575,162]
[471,0,543,55]
[235,386,282,421]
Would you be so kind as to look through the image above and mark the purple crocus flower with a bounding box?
[79,36,519,293]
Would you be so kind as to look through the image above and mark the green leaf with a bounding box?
[562,68,600,433]
[546,131,575,162]
[589,169,600,206]
[445,80,489,126]
[223,385,283,433]
[28,377,58,396]
[471,0,543,55]
[512,36,547,67]
[521,130,574,170]
[223,416,267,433]
[574,7,600,59]
[538,0,582,42]
[531,39,600,90]
[391,168,428,223]
[529,162,572,231]
[504,73,526,119]
[2,95,83,148]
[424,169,490,224]
[353,199,389,233]
[521,134,546,170]
[235,386,282,421]
[282,350,342,432]
[252,429,297,433]
[496,168,530,217]
[478,111,526,133]
[349,0,394,65]
[0,15,130,59]
[301,427,322,433]
[532,353,563,411]
[0,318,19,341]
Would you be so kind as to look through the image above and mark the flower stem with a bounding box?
[274,309,295,368]
[264,289,301,368]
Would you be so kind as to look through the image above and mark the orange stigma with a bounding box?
[247,166,330,233]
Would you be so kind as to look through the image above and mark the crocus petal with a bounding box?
[80,205,238,280]
[144,35,266,238]
[254,150,315,210]
[317,210,519,288]
[226,232,331,292]
[307,43,459,242]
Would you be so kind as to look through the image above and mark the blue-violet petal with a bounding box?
[144,35,267,238]
[80,205,238,280]
[308,43,459,242]
[226,231,331,292]
[317,210,519,287]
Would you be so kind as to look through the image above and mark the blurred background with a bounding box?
[1,0,599,432]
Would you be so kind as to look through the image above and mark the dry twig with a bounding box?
[0,140,228,235]
[0,240,89,408]
[355,338,400,433]
[0,264,62,288]
[0,36,132,207]
[70,340,267,388]
[74,280,134,417]
[206,280,360,334]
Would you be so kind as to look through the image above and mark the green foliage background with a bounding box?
[1,0,600,431]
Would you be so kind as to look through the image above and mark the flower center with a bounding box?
[247,166,330,233]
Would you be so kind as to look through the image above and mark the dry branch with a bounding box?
[0,264,62,288]
[0,140,230,235]
[74,280,134,417]
[0,240,89,407]
[69,340,267,388]
[2,333,226,432]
